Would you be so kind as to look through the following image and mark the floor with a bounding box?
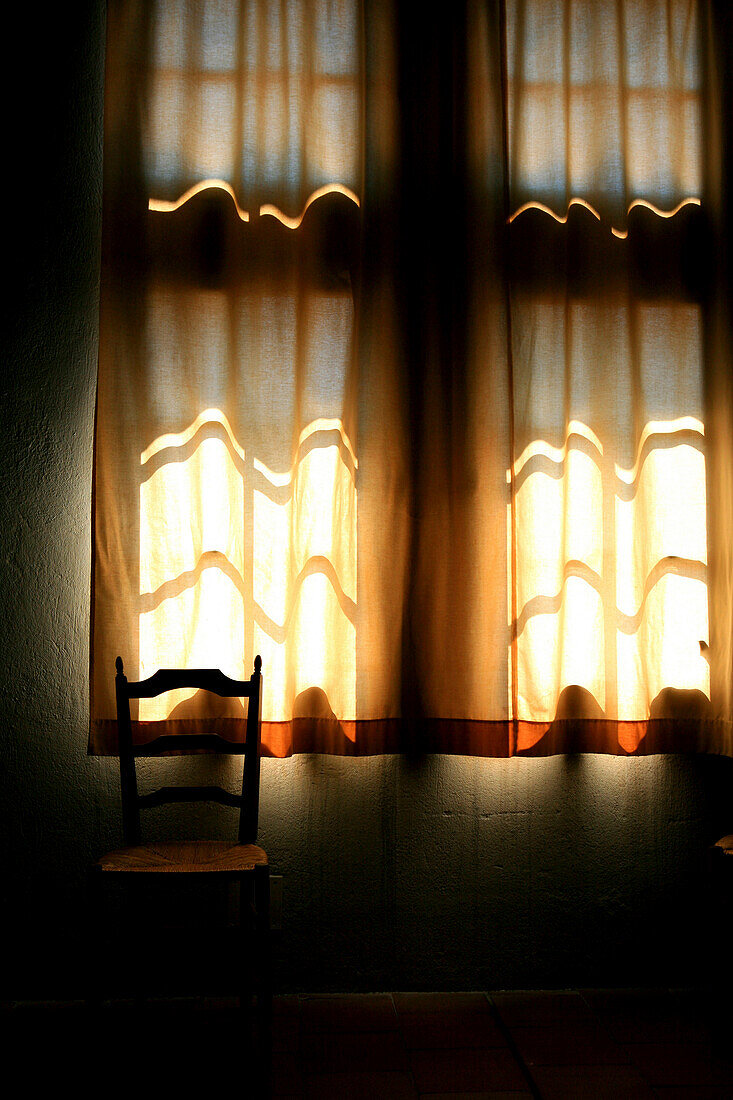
[3,989,732,1098]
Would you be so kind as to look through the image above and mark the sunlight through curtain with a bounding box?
[91,0,733,757]
[503,0,713,752]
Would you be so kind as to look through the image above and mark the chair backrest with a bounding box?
[114,655,263,847]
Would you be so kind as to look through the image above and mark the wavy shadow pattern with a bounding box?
[512,425,704,501]
[614,420,703,490]
[141,408,244,465]
[141,419,248,483]
[252,555,356,641]
[512,419,604,479]
[259,183,360,228]
[141,419,357,500]
[512,430,603,494]
[149,178,251,221]
[148,180,360,228]
[512,554,707,642]
[139,549,356,637]
[508,195,701,237]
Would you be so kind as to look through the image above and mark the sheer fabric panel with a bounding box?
[93,0,409,755]
[502,0,715,753]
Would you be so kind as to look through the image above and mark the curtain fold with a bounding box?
[91,0,733,758]
[701,0,733,756]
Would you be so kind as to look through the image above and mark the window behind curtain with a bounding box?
[504,0,708,751]
[140,0,361,729]
[93,0,725,758]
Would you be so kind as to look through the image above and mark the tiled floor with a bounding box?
[3,989,732,1098]
[269,989,733,1099]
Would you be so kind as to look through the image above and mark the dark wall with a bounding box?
[1,1,731,997]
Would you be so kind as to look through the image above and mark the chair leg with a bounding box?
[86,868,104,1009]
[239,875,253,1014]
[252,864,272,1095]
[254,865,272,1031]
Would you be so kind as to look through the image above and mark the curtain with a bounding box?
[503,0,711,753]
[91,0,733,758]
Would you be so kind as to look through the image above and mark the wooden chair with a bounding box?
[89,655,269,1023]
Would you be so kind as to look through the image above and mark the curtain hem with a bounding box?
[89,715,733,758]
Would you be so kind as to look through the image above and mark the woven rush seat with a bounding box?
[96,840,268,873]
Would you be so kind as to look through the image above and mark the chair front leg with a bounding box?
[85,867,104,1009]
[239,874,255,1014]
[253,864,272,1031]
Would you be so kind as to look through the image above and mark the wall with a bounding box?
[2,1,731,997]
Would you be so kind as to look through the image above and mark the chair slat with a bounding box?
[138,785,243,810]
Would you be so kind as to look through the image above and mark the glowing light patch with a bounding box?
[509,417,709,724]
[141,408,245,465]
[508,197,601,225]
[259,183,361,229]
[148,179,250,222]
[253,457,292,487]
[139,412,358,725]
[253,419,358,486]
[509,420,604,482]
[509,196,701,238]
[149,180,361,230]
[300,417,358,467]
[627,197,701,218]
[614,417,704,485]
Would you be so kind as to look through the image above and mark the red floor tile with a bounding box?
[528,1062,657,1099]
[395,992,492,1015]
[580,988,711,1045]
[270,1050,302,1096]
[622,1042,733,1089]
[420,1093,533,1099]
[509,1021,629,1065]
[491,990,595,1028]
[400,1009,507,1050]
[653,1089,733,1099]
[301,1028,408,1075]
[410,1045,528,1093]
[299,992,398,1033]
[304,1071,417,1099]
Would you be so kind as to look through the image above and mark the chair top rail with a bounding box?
[116,660,254,699]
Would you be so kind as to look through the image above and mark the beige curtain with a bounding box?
[502,0,714,754]
[91,0,733,757]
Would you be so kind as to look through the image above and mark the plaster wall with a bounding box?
[1,1,731,996]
